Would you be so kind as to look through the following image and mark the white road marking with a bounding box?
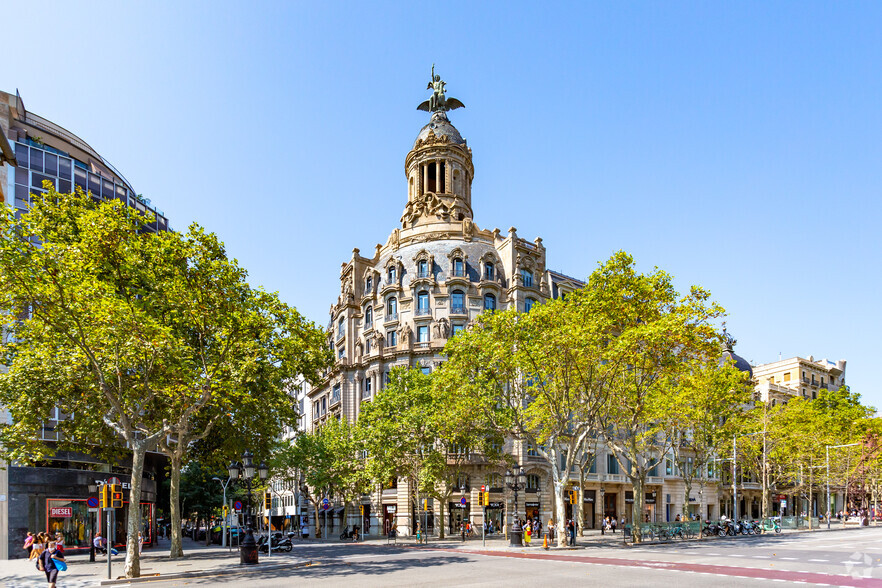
[808,558,829,562]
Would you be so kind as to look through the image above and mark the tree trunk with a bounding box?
[124,439,147,578]
[313,502,321,538]
[682,477,693,520]
[439,496,446,539]
[631,474,645,543]
[168,450,184,558]
[551,468,567,547]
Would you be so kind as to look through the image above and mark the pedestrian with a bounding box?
[610,517,617,534]
[37,540,65,588]
[138,532,143,555]
[524,520,532,545]
[547,518,555,542]
[23,532,35,557]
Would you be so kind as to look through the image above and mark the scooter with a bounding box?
[257,532,294,553]
[758,518,781,534]
[340,525,360,540]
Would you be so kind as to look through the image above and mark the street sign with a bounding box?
[481,485,485,492]
[781,499,787,508]
[107,476,122,486]
[322,498,331,510]
[460,497,467,506]
[233,500,243,512]
[87,497,99,508]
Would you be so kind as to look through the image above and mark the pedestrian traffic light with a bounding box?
[110,484,123,509]
[264,492,272,510]
[100,484,110,509]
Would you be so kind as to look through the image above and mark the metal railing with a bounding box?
[415,307,432,316]
[384,313,398,322]
[450,305,467,315]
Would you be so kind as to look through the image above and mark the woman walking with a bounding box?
[37,540,65,588]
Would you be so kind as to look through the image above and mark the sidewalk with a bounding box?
[0,538,310,587]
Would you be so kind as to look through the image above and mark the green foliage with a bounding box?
[0,184,328,573]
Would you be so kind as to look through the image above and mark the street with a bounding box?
[17,526,875,588]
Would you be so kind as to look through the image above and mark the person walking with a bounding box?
[610,517,617,534]
[524,520,532,546]
[23,532,35,557]
[37,540,65,588]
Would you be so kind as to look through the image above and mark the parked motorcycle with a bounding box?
[340,525,360,540]
[257,532,294,553]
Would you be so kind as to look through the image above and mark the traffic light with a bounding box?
[483,491,490,506]
[359,505,364,516]
[223,505,229,518]
[422,499,428,511]
[264,492,272,510]
[110,484,123,508]
[568,490,576,505]
[99,484,110,509]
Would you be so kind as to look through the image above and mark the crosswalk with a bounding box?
[5,580,99,588]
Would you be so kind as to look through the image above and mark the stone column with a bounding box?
[422,163,427,195]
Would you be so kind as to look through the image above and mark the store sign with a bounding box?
[645,493,656,505]
[449,502,468,509]
[50,507,73,518]
[625,491,634,504]
[525,501,539,508]
[780,500,787,508]
[96,479,132,490]
[487,501,505,509]
[584,490,596,503]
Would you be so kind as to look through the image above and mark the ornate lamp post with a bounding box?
[505,466,526,547]
[228,450,269,564]
[88,483,98,562]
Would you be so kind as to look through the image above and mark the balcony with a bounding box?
[647,477,664,486]
[449,305,467,315]
[415,307,432,317]
[384,313,398,323]
[417,269,432,279]
[451,268,467,278]
[415,341,431,350]
[602,474,626,483]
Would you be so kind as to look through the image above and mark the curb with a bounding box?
[97,559,312,585]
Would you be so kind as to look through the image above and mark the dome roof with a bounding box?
[414,111,465,148]
[721,348,753,379]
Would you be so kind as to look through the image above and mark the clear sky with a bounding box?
[4,2,880,407]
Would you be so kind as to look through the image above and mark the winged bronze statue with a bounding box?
[417,64,465,113]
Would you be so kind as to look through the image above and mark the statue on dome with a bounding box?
[417,64,465,113]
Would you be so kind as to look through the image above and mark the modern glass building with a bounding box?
[0,89,167,559]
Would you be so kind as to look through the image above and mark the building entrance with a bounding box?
[383,504,397,535]
[603,492,617,520]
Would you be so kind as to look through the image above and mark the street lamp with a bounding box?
[505,466,526,547]
[826,443,860,529]
[228,450,269,564]
[212,476,232,549]
[599,485,605,531]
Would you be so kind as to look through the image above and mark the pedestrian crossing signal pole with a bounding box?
[481,485,486,547]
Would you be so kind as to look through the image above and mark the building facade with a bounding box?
[0,89,167,558]
[305,78,730,538]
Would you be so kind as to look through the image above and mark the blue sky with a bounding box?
[4,2,880,407]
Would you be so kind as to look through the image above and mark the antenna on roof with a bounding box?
[778,352,782,361]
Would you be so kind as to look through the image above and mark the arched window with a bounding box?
[451,290,466,313]
[525,298,537,313]
[484,262,495,281]
[387,297,397,318]
[388,266,397,283]
[365,306,373,326]
[453,258,465,277]
[418,259,429,278]
[417,291,430,314]
[484,293,497,311]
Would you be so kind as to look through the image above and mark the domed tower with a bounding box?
[400,68,474,229]
[720,326,753,379]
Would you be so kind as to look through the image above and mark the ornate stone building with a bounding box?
[305,75,730,538]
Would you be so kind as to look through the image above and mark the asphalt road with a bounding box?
[102,527,882,587]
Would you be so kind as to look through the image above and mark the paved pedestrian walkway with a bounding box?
[0,538,309,587]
